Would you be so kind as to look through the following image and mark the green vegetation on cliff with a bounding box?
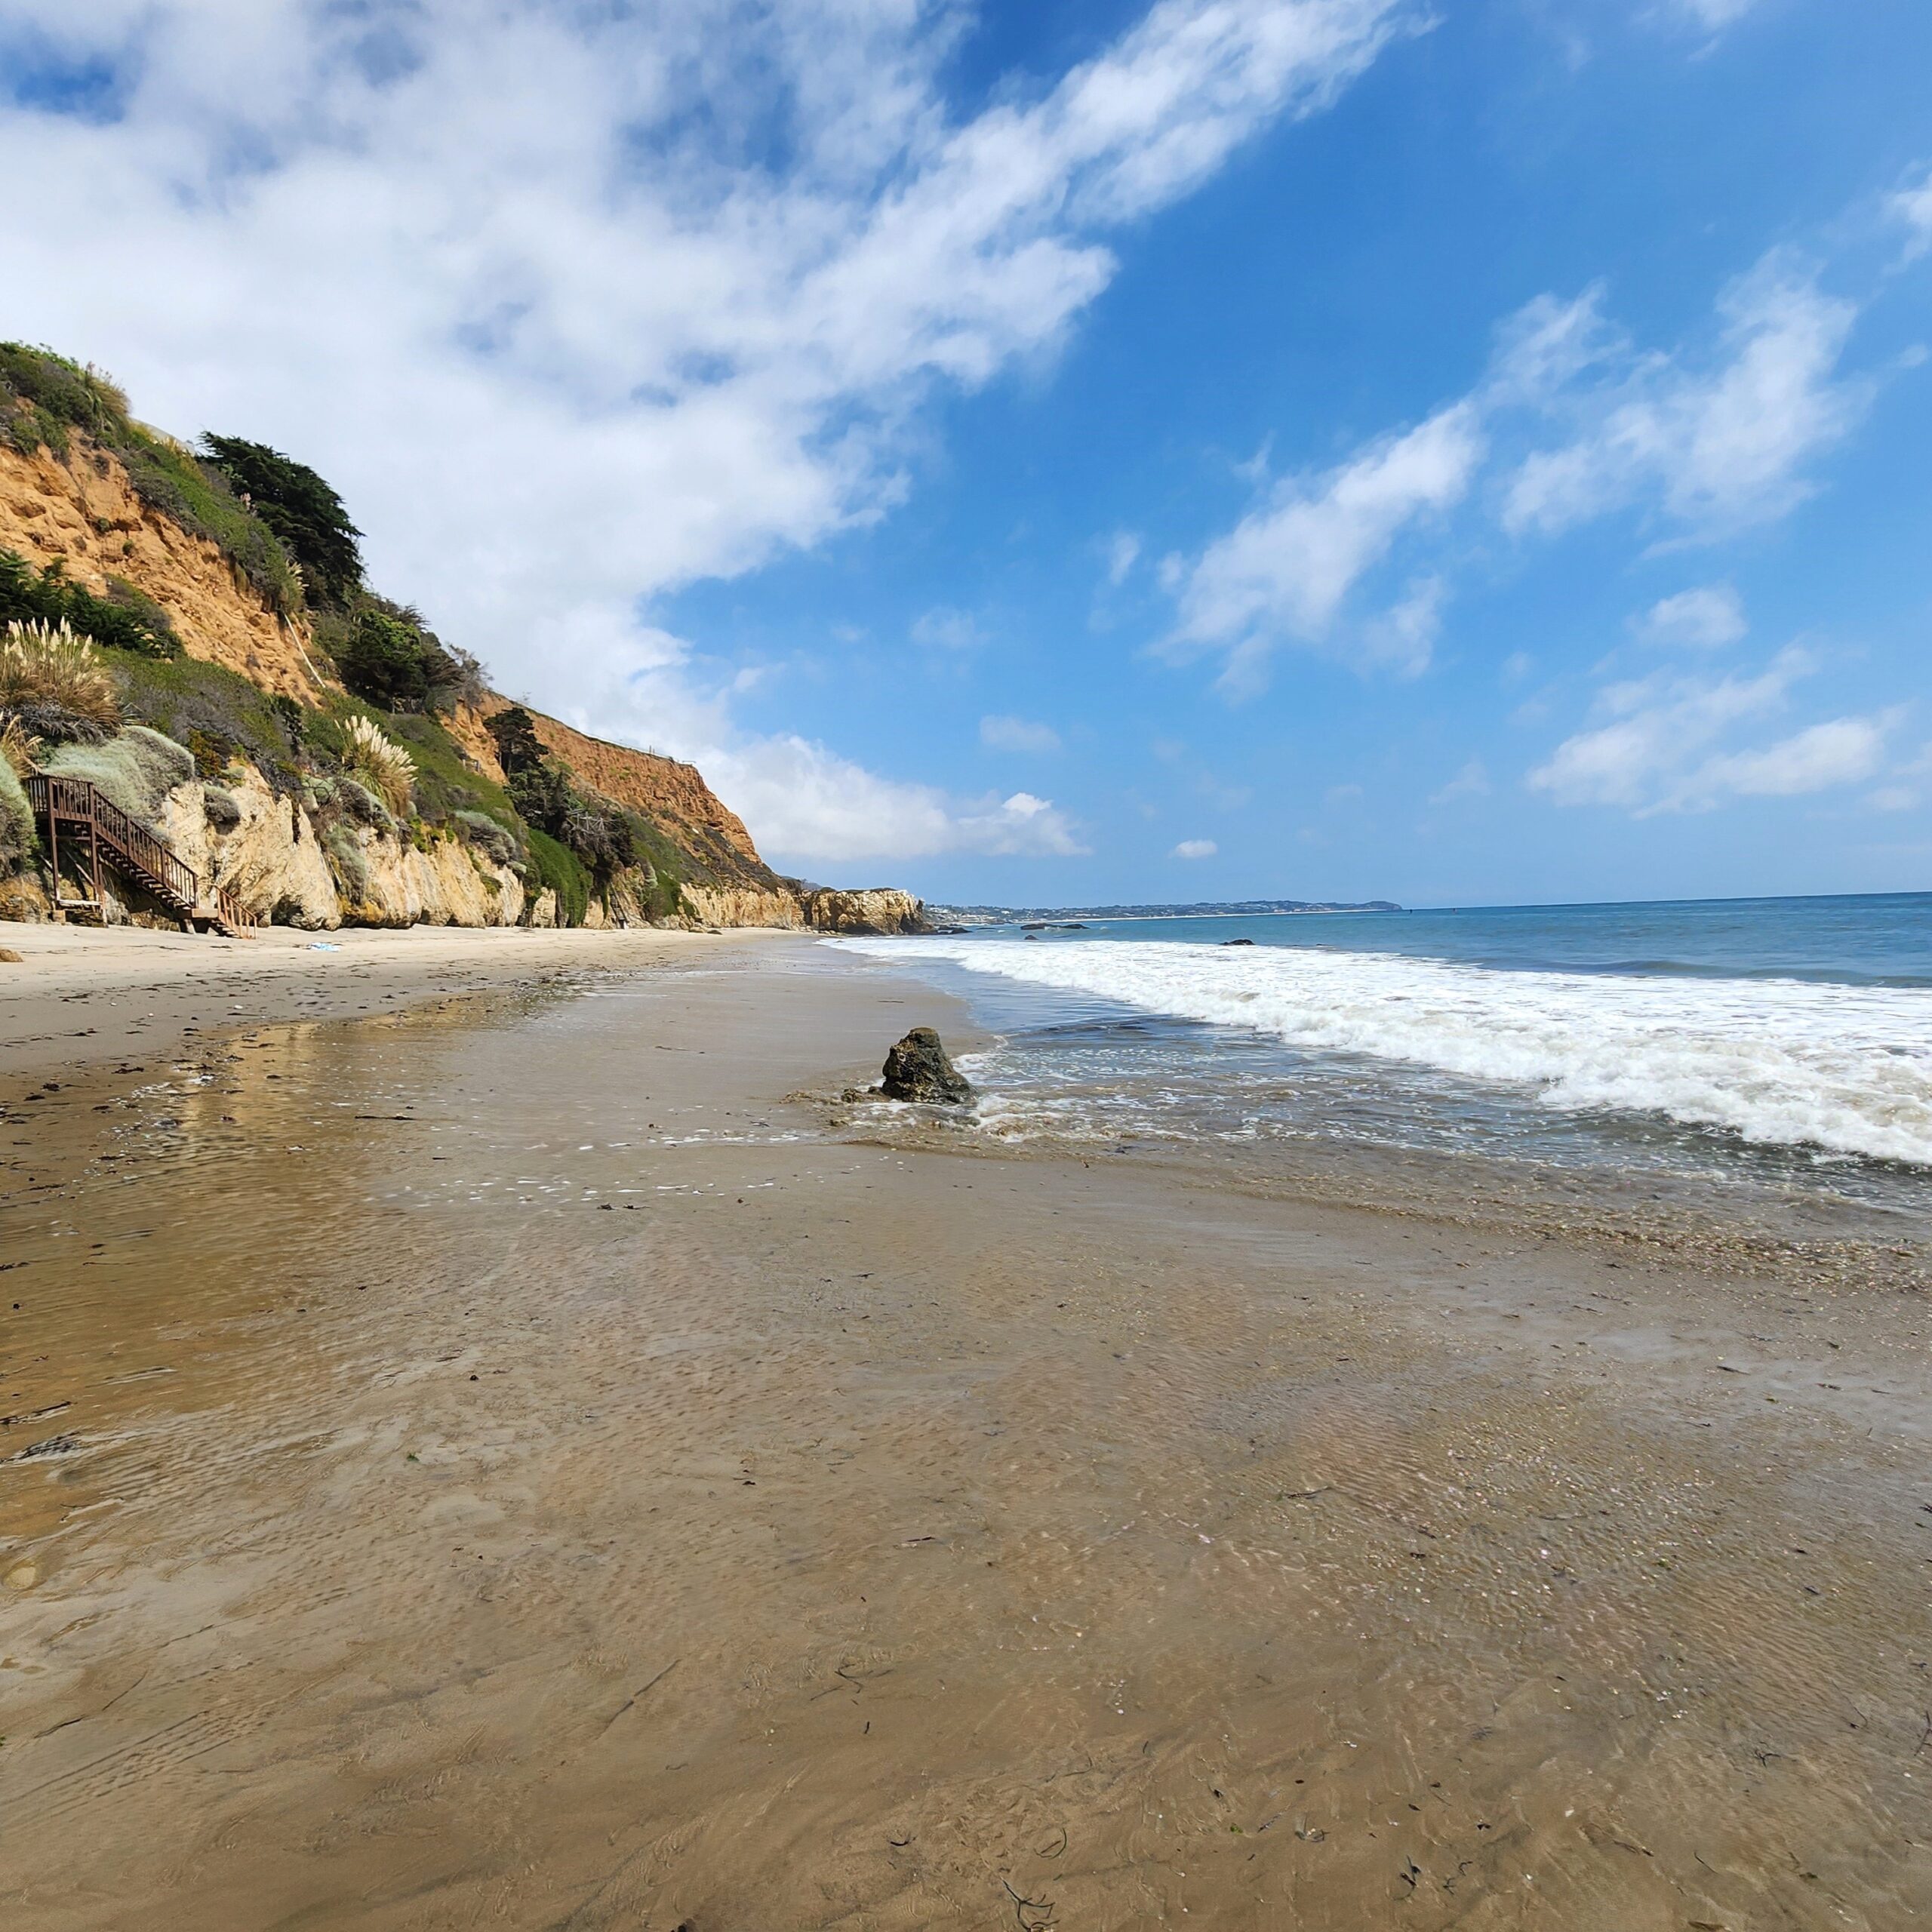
[197,435,364,607]
[1,346,303,617]
[1,549,179,660]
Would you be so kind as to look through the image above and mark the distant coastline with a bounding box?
[928,897,1402,927]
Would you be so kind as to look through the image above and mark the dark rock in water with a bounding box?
[1222,937,1256,946]
[878,1026,974,1105]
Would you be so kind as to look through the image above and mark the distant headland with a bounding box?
[926,897,1403,928]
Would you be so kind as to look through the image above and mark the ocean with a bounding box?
[830,892,1932,1226]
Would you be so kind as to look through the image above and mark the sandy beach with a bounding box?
[0,918,734,1083]
[2,932,1929,1928]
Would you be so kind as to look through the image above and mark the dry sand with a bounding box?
[2,934,1928,1928]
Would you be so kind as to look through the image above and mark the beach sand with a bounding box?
[0,917,731,1082]
[2,934,1927,1928]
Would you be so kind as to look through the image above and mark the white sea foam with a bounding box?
[831,937,1932,1167]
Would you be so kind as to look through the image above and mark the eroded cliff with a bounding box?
[0,352,928,937]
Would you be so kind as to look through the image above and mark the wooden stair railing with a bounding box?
[24,771,250,934]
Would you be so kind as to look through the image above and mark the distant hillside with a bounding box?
[0,345,924,935]
[930,897,1402,927]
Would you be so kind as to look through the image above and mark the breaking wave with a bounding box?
[831,937,1932,1168]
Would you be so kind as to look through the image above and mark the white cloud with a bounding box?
[1429,758,1490,804]
[980,714,1062,753]
[1636,583,1747,649]
[1671,0,1761,27]
[1527,647,1895,814]
[1694,718,1890,798]
[1505,260,1865,539]
[1173,838,1218,859]
[1168,401,1484,692]
[912,607,984,651]
[704,741,1088,863]
[1894,165,1932,262]
[1105,531,1143,586]
[0,0,1409,864]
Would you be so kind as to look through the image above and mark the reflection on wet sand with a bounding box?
[2,946,1929,1928]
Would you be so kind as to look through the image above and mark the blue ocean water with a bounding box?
[1027,892,1932,987]
[832,894,1932,1204]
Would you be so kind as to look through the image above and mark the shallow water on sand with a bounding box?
[3,947,1930,1929]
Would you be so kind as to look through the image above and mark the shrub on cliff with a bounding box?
[454,809,519,866]
[339,714,416,814]
[197,435,364,608]
[0,749,33,874]
[332,608,464,713]
[0,551,179,660]
[43,726,195,826]
[486,704,546,775]
[1,618,123,744]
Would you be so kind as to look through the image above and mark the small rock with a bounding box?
[0,948,22,963]
[878,1026,974,1106]
[1222,937,1255,946]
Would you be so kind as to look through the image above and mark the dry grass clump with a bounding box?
[0,618,122,743]
[0,713,38,778]
[340,712,416,814]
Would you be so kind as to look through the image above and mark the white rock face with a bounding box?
[158,764,527,931]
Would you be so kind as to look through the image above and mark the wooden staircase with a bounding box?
[25,772,250,935]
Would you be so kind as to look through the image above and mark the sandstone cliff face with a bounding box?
[150,762,531,931]
[0,437,328,702]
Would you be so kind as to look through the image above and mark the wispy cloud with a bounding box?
[1505,260,1864,539]
[1429,758,1491,804]
[1669,0,1764,29]
[1635,583,1747,649]
[1527,648,1894,814]
[1160,248,1870,702]
[912,607,985,652]
[1894,164,1932,261]
[1173,838,1218,858]
[1168,401,1484,693]
[980,714,1062,753]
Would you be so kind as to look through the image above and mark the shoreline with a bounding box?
[0,917,794,1085]
[4,940,1930,1926]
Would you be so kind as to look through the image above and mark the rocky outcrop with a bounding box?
[678,881,931,934]
[878,1027,974,1105]
[794,885,928,935]
[0,436,329,703]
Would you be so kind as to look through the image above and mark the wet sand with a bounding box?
[3,939,1930,1928]
[0,918,733,1082]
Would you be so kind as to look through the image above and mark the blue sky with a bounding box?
[2,0,1928,907]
